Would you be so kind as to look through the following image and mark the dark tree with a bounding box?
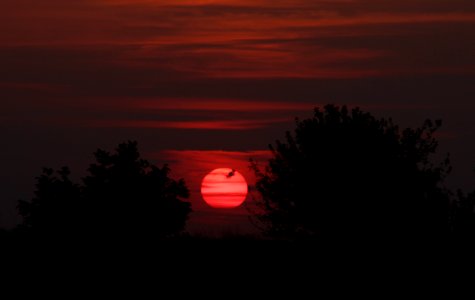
[82,141,191,238]
[17,141,191,239]
[17,167,81,235]
[451,187,475,236]
[252,105,450,239]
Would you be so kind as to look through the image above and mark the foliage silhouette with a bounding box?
[252,105,451,239]
[17,167,81,235]
[451,187,475,236]
[17,141,191,239]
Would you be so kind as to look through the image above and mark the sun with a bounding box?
[200,168,248,208]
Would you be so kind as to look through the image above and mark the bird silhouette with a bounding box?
[227,169,236,178]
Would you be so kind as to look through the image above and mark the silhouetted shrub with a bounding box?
[252,105,450,239]
[17,167,81,235]
[451,189,475,236]
[17,141,191,239]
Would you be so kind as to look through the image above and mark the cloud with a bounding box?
[2,0,474,79]
[136,98,315,111]
[90,118,291,130]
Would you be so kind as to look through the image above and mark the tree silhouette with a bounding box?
[17,167,81,235]
[17,141,191,239]
[252,105,451,239]
[82,141,190,238]
[451,187,475,236]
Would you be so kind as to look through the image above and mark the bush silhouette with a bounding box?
[252,105,450,239]
[17,167,81,235]
[17,141,191,239]
[451,188,475,236]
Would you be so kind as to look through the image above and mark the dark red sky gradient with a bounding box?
[1,0,475,233]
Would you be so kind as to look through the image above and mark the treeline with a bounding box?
[2,105,475,241]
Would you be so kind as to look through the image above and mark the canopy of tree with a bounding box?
[252,105,450,239]
[17,141,191,239]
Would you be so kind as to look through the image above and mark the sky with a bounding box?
[1,0,475,233]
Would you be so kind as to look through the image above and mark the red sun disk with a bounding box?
[201,168,248,208]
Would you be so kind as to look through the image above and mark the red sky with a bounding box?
[1,0,475,233]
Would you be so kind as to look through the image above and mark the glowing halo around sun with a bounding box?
[200,168,248,208]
